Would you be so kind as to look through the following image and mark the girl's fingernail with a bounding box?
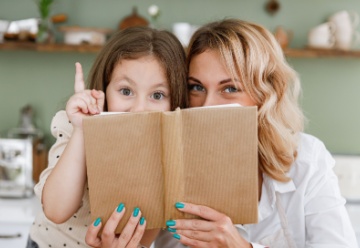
[133,207,140,217]
[94,217,101,227]
[175,202,185,209]
[140,217,145,225]
[167,227,176,232]
[117,203,125,213]
[166,220,176,226]
[173,233,181,240]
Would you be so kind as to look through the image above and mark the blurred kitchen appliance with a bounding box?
[0,105,47,198]
[0,138,33,198]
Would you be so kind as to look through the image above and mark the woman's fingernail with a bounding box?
[173,233,181,240]
[167,227,176,232]
[117,203,125,213]
[140,217,145,225]
[175,202,185,209]
[166,220,176,226]
[94,217,101,227]
[133,207,140,217]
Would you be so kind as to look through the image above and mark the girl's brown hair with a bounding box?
[187,19,305,182]
[88,26,188,110]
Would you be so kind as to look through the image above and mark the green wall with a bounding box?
[1,0,360,154]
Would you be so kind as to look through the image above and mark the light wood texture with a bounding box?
[58,26,113,34]
[0,42,102,53]
[284,48,360,58]
[2,42,360,57]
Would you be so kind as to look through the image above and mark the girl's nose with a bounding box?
[131,98,147,112]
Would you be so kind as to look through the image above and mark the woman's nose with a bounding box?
[202,93,220,107]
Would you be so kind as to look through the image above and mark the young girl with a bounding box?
[27,26,188,248]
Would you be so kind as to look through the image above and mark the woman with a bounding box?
[87,19,358,248]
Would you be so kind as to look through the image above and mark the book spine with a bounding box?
[161,109,186,226]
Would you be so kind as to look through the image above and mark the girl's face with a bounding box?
[106,56,170,112]
[188,50,256,108]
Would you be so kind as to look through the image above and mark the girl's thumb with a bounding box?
[91,90,105,112]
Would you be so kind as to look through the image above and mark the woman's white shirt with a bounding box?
[154,133,358,247]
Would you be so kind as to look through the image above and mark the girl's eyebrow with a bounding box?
[112,76,135,85]
[150,82,169,89]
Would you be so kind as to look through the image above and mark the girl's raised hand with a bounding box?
[85,204,146,248]
[66,62,105,129]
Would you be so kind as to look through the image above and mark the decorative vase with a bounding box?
[36,18,54,43]
[148,5,161,30]
[150,18,161,30]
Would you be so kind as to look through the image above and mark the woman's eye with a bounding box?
[188,84,205,92]
[152,92,165,100]
[223,86,239,93]
[120,88,132,96]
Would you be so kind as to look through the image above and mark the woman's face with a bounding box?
[106,56,171,112]
[188,50,256,108]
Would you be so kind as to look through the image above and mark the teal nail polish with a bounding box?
[94,217,101,227]
[167,227,176,232]
[133,207,140,217]
[173,233,181,240]
[175,202,185,209]
[117,203,124,213]
[166,220,176,226]
[140,217,145,225]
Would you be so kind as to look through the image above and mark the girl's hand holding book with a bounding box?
[85,203,147,248]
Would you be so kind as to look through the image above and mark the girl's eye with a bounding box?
[188,84,205,92]
[223,86,239,93]
[120,88,132,96]
[152,92,165,100]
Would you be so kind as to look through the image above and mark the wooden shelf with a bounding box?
[284,48,360,58]
[0,42,102,53]
[2,42,360,57]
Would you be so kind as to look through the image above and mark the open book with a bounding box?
[83,105,258,233]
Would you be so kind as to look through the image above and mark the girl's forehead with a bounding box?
[117,54,158,64]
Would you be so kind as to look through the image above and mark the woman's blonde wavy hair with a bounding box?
[187,19,305,182]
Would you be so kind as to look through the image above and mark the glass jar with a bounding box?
[36,18,54,43]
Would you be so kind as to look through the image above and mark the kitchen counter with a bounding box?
[0,196,41,247]
[346,202,360,245]
[0,196,41,223]
[0,195,359,247]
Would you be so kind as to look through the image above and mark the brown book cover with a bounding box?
[83,106,258,233]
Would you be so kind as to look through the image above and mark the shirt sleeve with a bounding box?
[33,110,73,202]
[304,139,358,247]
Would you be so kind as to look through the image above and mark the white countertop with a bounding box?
[347,203,360,230]
[0,196,41,224]
[0,196,359,245]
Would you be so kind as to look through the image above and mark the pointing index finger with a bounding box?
[74,62,85,93]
